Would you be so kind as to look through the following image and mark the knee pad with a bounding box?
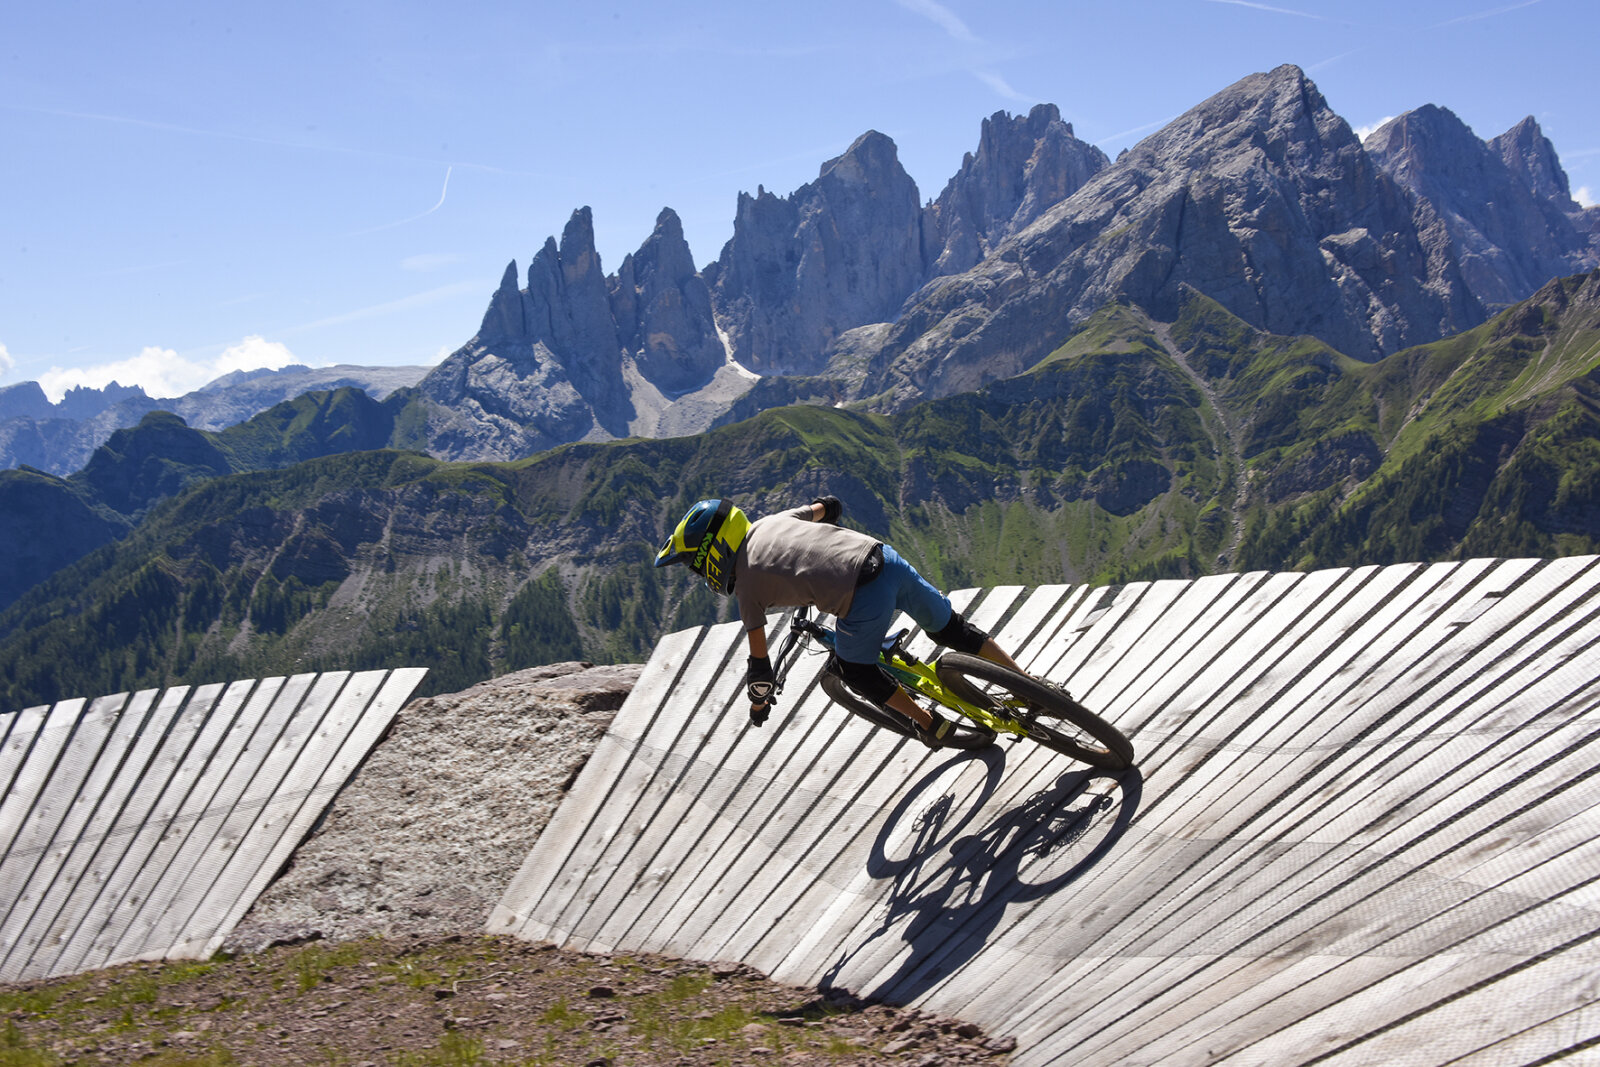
[931,610,988,655]
[832,657,899,704]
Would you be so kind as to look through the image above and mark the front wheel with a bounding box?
[819,670,995,750]
[935,653,1134,770]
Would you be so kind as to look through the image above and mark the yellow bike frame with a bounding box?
[878,648,1033,740]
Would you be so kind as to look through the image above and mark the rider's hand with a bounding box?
[746,656,776,724]
[811,496,842,524]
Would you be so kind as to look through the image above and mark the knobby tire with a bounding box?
[935,653,1134,770]
[819,670,995,751]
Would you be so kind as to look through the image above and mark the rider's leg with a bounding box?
[930,609,1024,673]
[833,656,934,729]
[868,547,1009,668]
[836,543,1001,738]
[981,638,1024,673]
[887,687,931,729]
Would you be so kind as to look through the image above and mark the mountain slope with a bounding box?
[861,65,1487,413]
[3,272,1595,711]
[1237,270,1600,567]
[0,388,409,613]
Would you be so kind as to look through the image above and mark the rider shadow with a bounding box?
[821,748,1144,1006]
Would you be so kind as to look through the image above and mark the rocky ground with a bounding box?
[1,663,1013,1065]
[2,935,1014,1065]
[226,662,643,952]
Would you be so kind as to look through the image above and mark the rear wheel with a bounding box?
[819,669,995,750]
[935,653,1133,770]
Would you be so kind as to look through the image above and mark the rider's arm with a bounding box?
[745,624,777,724]
[807,496,841,524]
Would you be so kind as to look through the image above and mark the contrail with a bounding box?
[428,166,453,213]
[347,166,454,237]
[894,0,979,42]
[1202,0,1334,20]
[1435,0,1541,27]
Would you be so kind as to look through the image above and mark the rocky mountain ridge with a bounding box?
[1365,105,1591,310]
[413,65,1594,455]
[10,68,1586,477]
[412,101,1112,456]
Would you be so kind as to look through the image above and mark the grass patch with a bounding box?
[392,1031,487,1067]
[0,937,995,1066]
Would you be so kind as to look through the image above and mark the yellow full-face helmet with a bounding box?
[653,499,750,595]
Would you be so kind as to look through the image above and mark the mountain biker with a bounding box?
[653,496,1024,743]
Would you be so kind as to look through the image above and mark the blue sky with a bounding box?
[2,0,1595,401]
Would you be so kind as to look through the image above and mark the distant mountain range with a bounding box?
[2,268,1595,708]
[0,363,427,476]
[0,387,413,611]
[1,63,1597,708]
[408,64,1595,456]
[6,65,1593,476]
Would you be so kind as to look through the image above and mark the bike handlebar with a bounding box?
[772,607,832,691]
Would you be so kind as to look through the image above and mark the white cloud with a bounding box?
[33,336,302,403]
[215,335,299,377]
[1576,186,1597,208]
[0,342,13,380]
[38,346,199,402]
[1354,116,1397,142]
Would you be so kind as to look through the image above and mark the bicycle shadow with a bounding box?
[821,747,1143,1005]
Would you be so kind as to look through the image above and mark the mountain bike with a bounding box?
[770,607,1134,770]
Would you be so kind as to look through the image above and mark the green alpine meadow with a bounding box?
[2,272,1596,711]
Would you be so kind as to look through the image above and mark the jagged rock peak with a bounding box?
[478,259,525,341]
[557,206,604,280]
[821,129,902,183]
[1366,105,1586,308]
[610,207,724,394]
[925,101,1110,276]
[1490,116,1575,206]
[633,207,697,282]
[1362,105,1479,186]
[710,129,923,375]
[1130,63,1349,169]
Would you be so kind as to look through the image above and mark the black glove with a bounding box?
[812,496,842,524]
[747,655,776,725]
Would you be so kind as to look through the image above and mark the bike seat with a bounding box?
[880,629,909,653]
